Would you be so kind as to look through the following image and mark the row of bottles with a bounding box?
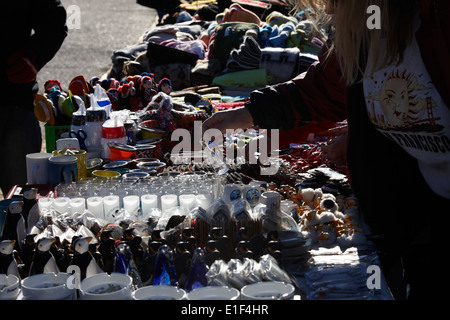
[70,84,132,158]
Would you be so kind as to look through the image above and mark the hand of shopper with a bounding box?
[202,107,254,134]
[321,132,348,167]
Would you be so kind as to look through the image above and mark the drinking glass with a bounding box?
[179,194,197,212]
[161,194,178,212]
[38,197,54,211]
[69,197,86,214]
[141,194,158,214]
[52,197,70,213]
[123,195,141,220]
[103,195,120,222]
[87,196,104,219]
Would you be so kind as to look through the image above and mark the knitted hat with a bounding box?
[118,82,134,98]
[157,78,172,92]
[69,75,90,96]
[44,80,62,94]
[140,75,154,91]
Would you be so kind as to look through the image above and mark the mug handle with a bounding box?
[31,163,40,184]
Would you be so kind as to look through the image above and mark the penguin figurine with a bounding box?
[173,241,192,287]
[29,237,60,276]
[121,228,144,270]
[21,188,40,233]
[70,237,104,280]
[204,240,222,267]
[0,240,21,279]
[1,201,26,253]
[97,230,115,274]
[19,234,37,278]
[57,244,73,273]
[141,240,163,285]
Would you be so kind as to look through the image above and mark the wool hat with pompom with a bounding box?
[157,78,172,92]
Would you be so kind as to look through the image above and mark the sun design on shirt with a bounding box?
[367,69,441,132]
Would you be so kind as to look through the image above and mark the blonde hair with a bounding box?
[291,0,416,85]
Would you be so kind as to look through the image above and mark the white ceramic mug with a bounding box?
[222,183,243,205]
[242,184,265,208]
[26,153,53,184]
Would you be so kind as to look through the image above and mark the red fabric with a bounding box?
[6,48,38,84]
[214,101,246,110]
[279,121,339,149]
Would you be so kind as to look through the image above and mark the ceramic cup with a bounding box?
[242,183,264,208]
[187,286,240,300]
[26,152,53,184]
[48,155,78,185]
[0,274,20,300]
[52,149,87,180]
[21,272,75,300]
[79,273,133,300]
[133,286,187,300]
[240,281,295,300]
[222,183,242,205]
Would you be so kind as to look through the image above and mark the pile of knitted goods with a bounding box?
[110,1,327,98]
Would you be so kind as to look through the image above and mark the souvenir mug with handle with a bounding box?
[48,155,78,185]
[222,183,243,206]
[242,183,265,208]
[26,152,53,184]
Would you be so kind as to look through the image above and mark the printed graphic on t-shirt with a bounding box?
[366,69,443,133]
[365,66,450,159]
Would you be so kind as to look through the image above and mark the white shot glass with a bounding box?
[123,195,141,220]
[179,194,197,212]
[141,194,158,215]
[103,195,120,222]
[38,197,54,211]
[87,196,104,219]
[69,197,86,214]
[52,197,70,213]
[161,194,178,212]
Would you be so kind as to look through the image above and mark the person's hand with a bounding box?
[321,132,348,167]
[202,107,254,134]
[6,48,38,84]
[317,121,348,167]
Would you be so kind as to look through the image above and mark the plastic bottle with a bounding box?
[101,112,127,158]
[70,96,86,135]
[84,84,110,154]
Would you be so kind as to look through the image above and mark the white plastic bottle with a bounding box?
[84,85,110,155]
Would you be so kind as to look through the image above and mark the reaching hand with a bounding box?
[321,132,348,167]
[202,107,254,134]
